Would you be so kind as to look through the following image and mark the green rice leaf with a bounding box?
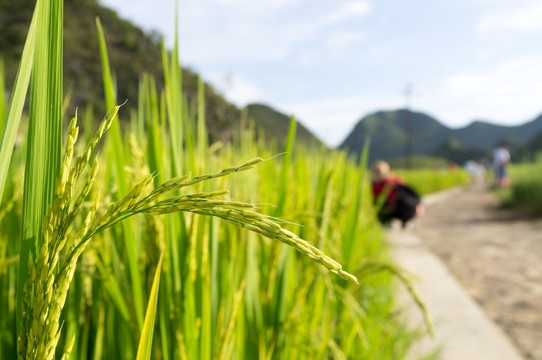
[136,252,164,360]
[95,17,116,109]
[0,10,36,204]
[163,8,184,176]
[197,76,208,160]
[18,0,63,336]
[342,137,371,266]
[0,59,6,132]
[96,16,145,329]
[274,117,296,215]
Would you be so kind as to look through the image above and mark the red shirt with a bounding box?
[372,175,404,205]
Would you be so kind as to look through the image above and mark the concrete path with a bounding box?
[390,188,524,360]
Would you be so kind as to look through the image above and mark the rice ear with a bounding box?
[17,0,63,349]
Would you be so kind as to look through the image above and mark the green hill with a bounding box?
[245,103,325,150]
[1,0,245,143]
[517,130,542,161]
[339,109,542,164]
[452,118,542,148]
[339,109,450,162]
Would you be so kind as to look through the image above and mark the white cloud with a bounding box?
[214,0,300,9]
[102,0,373,66]
[419,55,542,126]
[99,0,175,39]
[175,1,327,64]
[205,73,266,107]
[322,1,372,25]
[325,30,368,48]
[478,2,542,32]
[295,52,316,65]
[282,94,401,147]
[282,54,542,146]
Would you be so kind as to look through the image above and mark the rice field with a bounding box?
[397,168,470,196]
[0,1,470,359]
[497,156,542,214]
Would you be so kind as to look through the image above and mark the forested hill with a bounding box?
[1,0,325,148]
[340,110,449,162]
[339,109,542,163]
[1,0,245,142]
[246,104,325,149]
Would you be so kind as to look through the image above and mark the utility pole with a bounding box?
[402,83,413,170]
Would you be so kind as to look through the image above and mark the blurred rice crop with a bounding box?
[497,156,542,214]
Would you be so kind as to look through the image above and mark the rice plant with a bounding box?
[0,1,438,359]
[397,168,470,195]
[497,156,542,214]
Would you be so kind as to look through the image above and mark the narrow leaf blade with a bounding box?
[136,252,164,360]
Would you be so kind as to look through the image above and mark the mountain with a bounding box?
[339,109,542,164]
[340,109,449,162]
[1,0,324,149]
[245,103,325,149]
[1,0,245,143]
[517,130,542,161]
[452,115,542,148]
[431,137,491,165]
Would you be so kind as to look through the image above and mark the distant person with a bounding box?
[464,159,486,184]
[370,160,424,228]
[492,142,511,187]
[448,162,458,171]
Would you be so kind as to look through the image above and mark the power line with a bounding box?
[402,83,413,169]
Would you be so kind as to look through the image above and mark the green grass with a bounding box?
[496,157,542,214]
[397,168,470,196]
[388,155,452,171]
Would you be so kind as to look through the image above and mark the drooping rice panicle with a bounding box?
[18,99,359,359]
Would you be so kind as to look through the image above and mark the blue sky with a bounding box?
[99,0,542,146]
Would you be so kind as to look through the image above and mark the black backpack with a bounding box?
[394,184,421,225]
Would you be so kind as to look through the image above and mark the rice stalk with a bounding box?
[215,280,245,360]
[17,100,358,358]
[18,105,120,359]
[17,0,63,346]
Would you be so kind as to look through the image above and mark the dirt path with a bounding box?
[413,184,542,360]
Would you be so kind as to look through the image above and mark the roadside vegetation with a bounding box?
[397,168,470,196]
[496,156,542,215]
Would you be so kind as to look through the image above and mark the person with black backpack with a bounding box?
[370,160,425,228]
